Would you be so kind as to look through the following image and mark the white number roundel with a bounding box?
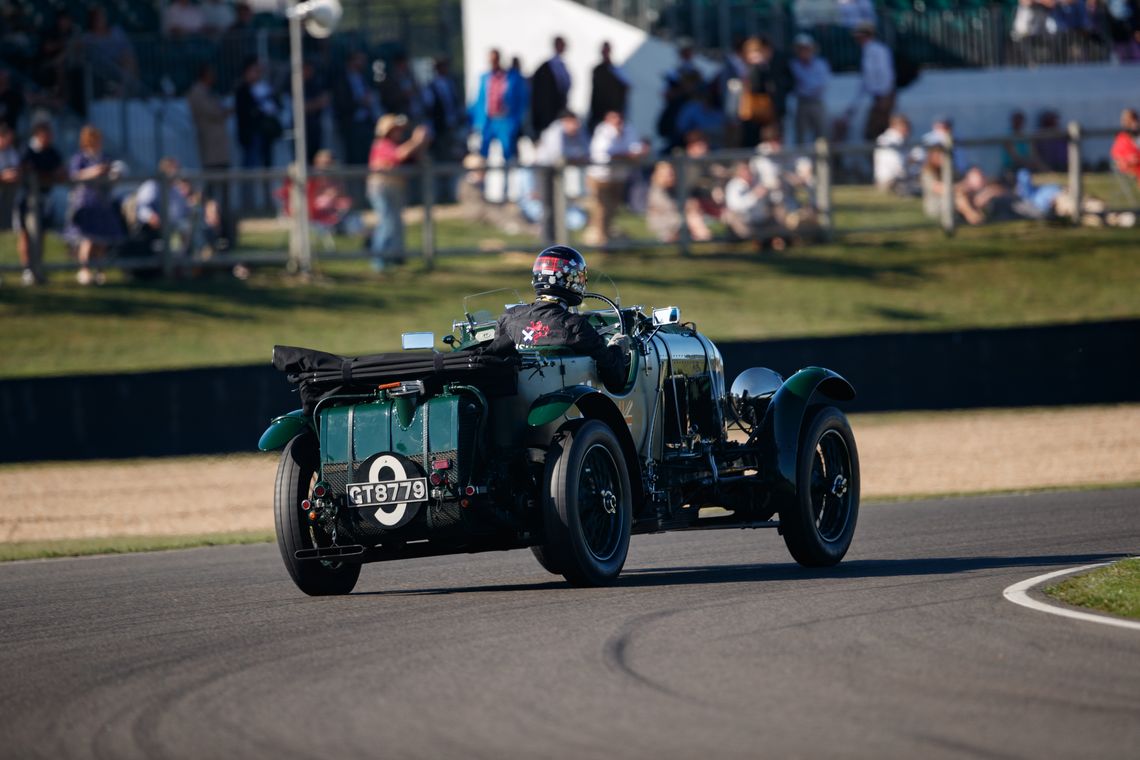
[368,454,412,527]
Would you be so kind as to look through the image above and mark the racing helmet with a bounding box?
[532,245,588,306]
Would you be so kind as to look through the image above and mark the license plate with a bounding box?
[346,478,428,508]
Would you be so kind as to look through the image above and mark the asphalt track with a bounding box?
[1,488,1138,759]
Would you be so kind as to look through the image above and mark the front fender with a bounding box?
[529,386,644,511]
[758,367,855,497]
[258,410,313,452]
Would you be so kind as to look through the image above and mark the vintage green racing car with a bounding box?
[261,277,860,595]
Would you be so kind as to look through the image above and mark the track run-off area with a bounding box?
[1,488,1138,758]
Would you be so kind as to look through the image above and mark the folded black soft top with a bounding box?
[272,345,518,412]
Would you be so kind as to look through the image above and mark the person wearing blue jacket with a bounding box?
[469,49,528,162]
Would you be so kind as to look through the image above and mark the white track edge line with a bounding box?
[1002,561,1140,632]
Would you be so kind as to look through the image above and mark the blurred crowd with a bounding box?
[2,4,1140,285]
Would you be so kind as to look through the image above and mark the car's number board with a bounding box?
[347,478,428,508]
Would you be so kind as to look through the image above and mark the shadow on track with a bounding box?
[353,552,1124,597]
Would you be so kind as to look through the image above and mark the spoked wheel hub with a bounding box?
[578,444,624,562]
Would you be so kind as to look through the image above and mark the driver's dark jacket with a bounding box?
[487,299,627,388]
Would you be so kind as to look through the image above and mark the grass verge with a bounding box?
[1,189,1138,378]
[1045,558,1140,621]
[0,531,273,563]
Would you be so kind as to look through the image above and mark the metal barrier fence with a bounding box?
[1,123,1134,280]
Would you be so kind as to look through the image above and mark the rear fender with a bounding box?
[258,410,313,452]
[529,386,644,509]
[757,368,855,497]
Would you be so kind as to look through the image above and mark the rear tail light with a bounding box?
[429,472,444,486]
[431,459,451,470]
[301,499,312,510]
[464,485,476,497]
[312,483,328,498]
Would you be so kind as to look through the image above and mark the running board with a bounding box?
[295,545,366,560]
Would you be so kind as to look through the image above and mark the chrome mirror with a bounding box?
[652,306,681,326]
[401,332,435,350]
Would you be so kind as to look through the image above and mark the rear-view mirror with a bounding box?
[652,307,681,326]
[401,332,435,350]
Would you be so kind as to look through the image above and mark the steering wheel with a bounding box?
[582,292,641,394]
[581,292,623,338]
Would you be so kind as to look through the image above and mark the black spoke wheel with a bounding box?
[540,419,632,586]
[275,433,360,596]
[780,406,860,567]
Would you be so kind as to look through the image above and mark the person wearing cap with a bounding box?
[367,114,430,270]
[846,21,895,143]
[922,115,967,175]
[790,34,830,146]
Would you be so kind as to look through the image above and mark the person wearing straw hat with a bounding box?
[789,33,830,147]
[367,113,429,270]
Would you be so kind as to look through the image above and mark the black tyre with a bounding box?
[530,545,564,575]
[542,419,633,587]
[780,406,860,567]
[275,433,361,596]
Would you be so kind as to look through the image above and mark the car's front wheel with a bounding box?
[275,433,361,596]
[780,406,860,567]
[541,420,632,586]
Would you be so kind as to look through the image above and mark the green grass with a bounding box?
[0,181,1137,379]
[0,531,273,562]
[1045,558,1140,620]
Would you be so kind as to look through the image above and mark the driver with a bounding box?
[487,245,630,388]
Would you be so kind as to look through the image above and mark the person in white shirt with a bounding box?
[874,114,922,194]
[723,162,771,237]
[528,110,590,240]
[789,34,830,146]
[846,22,895,142]
[584,111,647,245]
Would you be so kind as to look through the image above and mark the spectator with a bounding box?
[135,157,214,255]
[679,130,726,238]
[0,124,19,239]
[1111,107,1140,183]
[1002,110,1047,175]
[235,57,281,207]
[722,162,768,238]
[82,6,138,90]
[790,34,830,146]
[922,116,967,175]
[531,109,590,240]
[1106,0,1140,61]
[201,0,236,37]
[1011,0,1049,41]
[367,114,430,270]
[957,167,1011,225]
[674,80,728,149]
[874,114,921,194]
[1034,109,1068,171]
[302,60,330,164]
[332,51,381,167]
[837,0,878,28]
[0,69,24,133]
[66,125,126,285]
[14,121,64,285]
[531,36,572,137]
[588,42,630,135]
[1053,0,1092,32]
[751,127,814,232]
[646,161,714,243]
[920,147,951,220]
[36,11,82,109]
[737,36,787,148]
[187,63,235,246]
[163,0,206,38]
[584,111,647,246]
[278,150,354,249]
[657,41,700,152]
[470,49,527,162]
[847,22,895,143]
[309,150,353,233]
[423,56,465,202]
[221,2,256,65]
[379,53,423,123]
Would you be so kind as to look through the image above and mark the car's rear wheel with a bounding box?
[275,433,361,596]
[542,419,632,586]
[780,406,860,567]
